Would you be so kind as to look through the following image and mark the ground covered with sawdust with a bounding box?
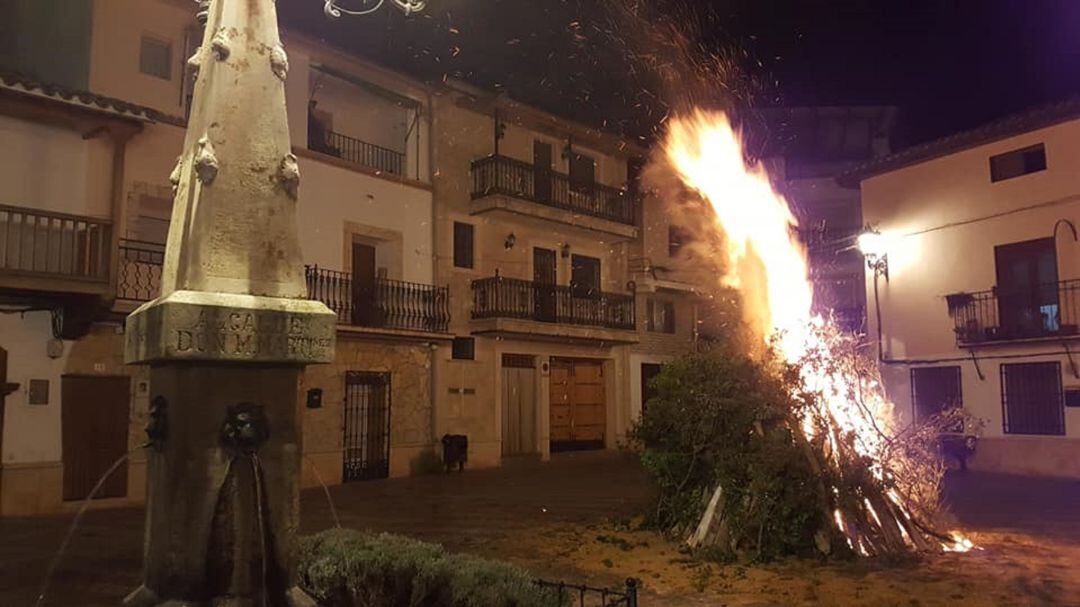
[487,518,1079,606]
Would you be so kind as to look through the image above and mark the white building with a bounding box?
[845,101,1080,478]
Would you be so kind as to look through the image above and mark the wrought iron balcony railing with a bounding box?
[470,155,637,226]
[0,204,111,282]
[946,279,1080,345]
[308,125,405,176]
[306,265,450,333]
[116,239,165,304]
[472,275,635,331]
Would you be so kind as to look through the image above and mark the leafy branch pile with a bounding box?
[630,333,972,562]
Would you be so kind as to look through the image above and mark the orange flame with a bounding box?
[662,109,974,552]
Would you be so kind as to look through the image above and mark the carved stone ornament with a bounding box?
[194,136,219,185]
[270,45,289,81]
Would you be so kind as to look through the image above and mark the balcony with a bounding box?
[305,266,450,334]
[471,275,637,344]
[0,204,112,297]
[308,127,405,176]
[946,280,1080,345]
[470,155,638,238]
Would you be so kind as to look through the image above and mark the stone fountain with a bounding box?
[123,0,336,604]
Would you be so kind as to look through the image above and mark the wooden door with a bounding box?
[0,347,6,500]
[533,141,553,202]
[533,247,557,323]
[549,358,606,452]
[351,242,379,327]
[61,375,130,501]
[501,355,537,456]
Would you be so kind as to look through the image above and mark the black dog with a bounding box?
[442,434,468,472]
[940,434,977,472]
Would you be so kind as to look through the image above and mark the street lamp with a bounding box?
[324,0,427,17]
[857,228,890,281]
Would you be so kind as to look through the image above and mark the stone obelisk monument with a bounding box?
[124,0,336,605]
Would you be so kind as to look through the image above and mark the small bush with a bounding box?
[629,345,828,561]
[297,529,566,607]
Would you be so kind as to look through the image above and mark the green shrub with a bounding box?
[297,529,566,607]
[629,345,829,562]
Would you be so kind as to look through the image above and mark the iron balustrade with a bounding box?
[472,275,635,330]
[535,578,638,607]
[946,279,1080,345]
[0,204,111,282]
[116,239,165,303]
[308,127,405,176]
[471,154,637,226]
[305,265,450,332]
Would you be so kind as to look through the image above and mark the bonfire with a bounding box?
[655,110,973,558]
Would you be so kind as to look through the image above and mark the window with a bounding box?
[569,153,596,194]
[570,255,601,298]
[451,337,475,360]
[453,222,474,269]
[994,238,1059,338]
[990,144,1046,182]
[910,366,962,426]
[139,36,172,81]
[646,298,676,334]
[1001,362,1065,435]
[668,225,691,257]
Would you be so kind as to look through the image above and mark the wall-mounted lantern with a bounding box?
[857,228,890,282]
[504,233,517,250]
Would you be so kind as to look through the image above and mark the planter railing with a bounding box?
[308,126,405,176]
[535,578,638,607]
[116,239,165,303]
[472,275,635,330]
[946,279,1080,345]
[0,204,111,282]
[471,155,636,226]
[306,265,450,333]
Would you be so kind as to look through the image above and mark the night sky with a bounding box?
[281,0,1080,150]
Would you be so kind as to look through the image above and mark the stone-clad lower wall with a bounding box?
[299,335,435,487]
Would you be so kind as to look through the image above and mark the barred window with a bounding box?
[1001,362,1064,435]
[911,366,962,428]
[451,337,475,360]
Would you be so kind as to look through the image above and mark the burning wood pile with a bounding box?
[631,111,973,560]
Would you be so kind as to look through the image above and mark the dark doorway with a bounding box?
[994,238,1059,339]
[61,375,130,501]
[351,242,379,327]
[533,141,553,203]
[533,247,557,322]
[570,255,601,298]
[640,363,664,416]
[343,371,391,481]
[569,152,596,194]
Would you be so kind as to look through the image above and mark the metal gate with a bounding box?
[343,371,391,482]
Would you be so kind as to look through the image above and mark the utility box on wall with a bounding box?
[28,379,49,405]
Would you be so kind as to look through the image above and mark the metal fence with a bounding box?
[946,279,1080,344]
[471,154,637,225]
[305,265,450,333]
[472,275,635,330]
[535,578,638,607]
[0,204,112,281]
[309,128,406,176]
[116,239,165,303]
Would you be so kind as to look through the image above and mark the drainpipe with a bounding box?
[427,88,440,446]
[107,128,138,300]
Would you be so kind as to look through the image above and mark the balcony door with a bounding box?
[995,238,1058,338]
[533,247,557,322]
[533,141,553,203]
[351,242,379,327]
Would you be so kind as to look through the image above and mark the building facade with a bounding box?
[0,0,703,515]
[0,0,447,515]
[847,102,1080,478]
